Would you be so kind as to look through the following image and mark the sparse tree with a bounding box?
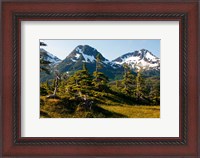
[121,63,135,95]
[66,63,93,98]
[134,70,144,100]
[53,71,61,96]
[149,80,160,105]
[46,70,61,99]
[95,53,102,72]
[40,42,50,74]
[40,59,51,74]
[92,53,109,91]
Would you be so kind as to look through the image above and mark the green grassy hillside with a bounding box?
[40,90,160,118]
[40,63,160,118]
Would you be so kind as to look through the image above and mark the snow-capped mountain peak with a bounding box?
[40,46,160,82]
[75,46,83,54]
[75,45,98,63]
[67,45,108,63]
[112,49,160,71]
[40,48,61,64]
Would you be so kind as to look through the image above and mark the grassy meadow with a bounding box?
[40,89,160,118]
[100,105,160,118]
[40,56,160,118]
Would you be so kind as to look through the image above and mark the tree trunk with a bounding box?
[53,75,59,96]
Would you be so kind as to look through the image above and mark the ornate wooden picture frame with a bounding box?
[1,0,199,157]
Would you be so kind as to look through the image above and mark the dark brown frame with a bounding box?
[1,0,199,157]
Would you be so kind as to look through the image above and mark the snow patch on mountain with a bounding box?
[46,52,56,60]
[109,62,121,69]
[145,52,155,61]
[75,46,97,63]
[40,48,61,64]
[75,47,83,54]
[82,53,96,62]
[75,53,80,59]
[102,60,110,64]
[112,49,160,71]
[71,59,77,62]
[115,56,141,65]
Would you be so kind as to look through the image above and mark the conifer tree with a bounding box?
[40,82,48,96]
[40,59,51,74]
[92,53,109,91]
[121,63,135,95]
[95,53,102,72]
[46,80,50,89]
[149,81,160,105]
[66,63,93,98]
[82,62,87,71]
[40,42,51,75]
[134,70,144,100]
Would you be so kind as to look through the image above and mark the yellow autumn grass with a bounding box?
[40,96,160,118]
[100,105,160,118]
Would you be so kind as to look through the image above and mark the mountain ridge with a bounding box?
[112,49,160,71]
[40,45,160,82]
[40,48,61,64]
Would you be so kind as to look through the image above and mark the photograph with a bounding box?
[40,39,160,118]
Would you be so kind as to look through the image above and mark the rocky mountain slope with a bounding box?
[40,45,160,82]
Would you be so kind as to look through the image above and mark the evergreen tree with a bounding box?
[65,63,93,98]
[40,83,48,96]
[95,53,102,72]
[149,81,160,105]
[134,70,144,100]
[40,59,51,74]
[143,78,153,98]
[82,62,87,71]
[121,63,135,95]
[142,77,160,104]
[46,80,50,89]
[116,80,120,88]
[40,42,51,75]
[93,71,109,91]
[92,53,109,91]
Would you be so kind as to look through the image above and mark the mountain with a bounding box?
[112,49,160,71]
[40,45,160,82]
[40,48,61,64]
[112,49,160,76]
[56,45,123,79]
[40,48,61,82]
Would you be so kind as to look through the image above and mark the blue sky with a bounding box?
[40,39,160,60]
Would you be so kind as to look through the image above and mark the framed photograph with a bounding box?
[1,0,199,157]
[39,39,161,119]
